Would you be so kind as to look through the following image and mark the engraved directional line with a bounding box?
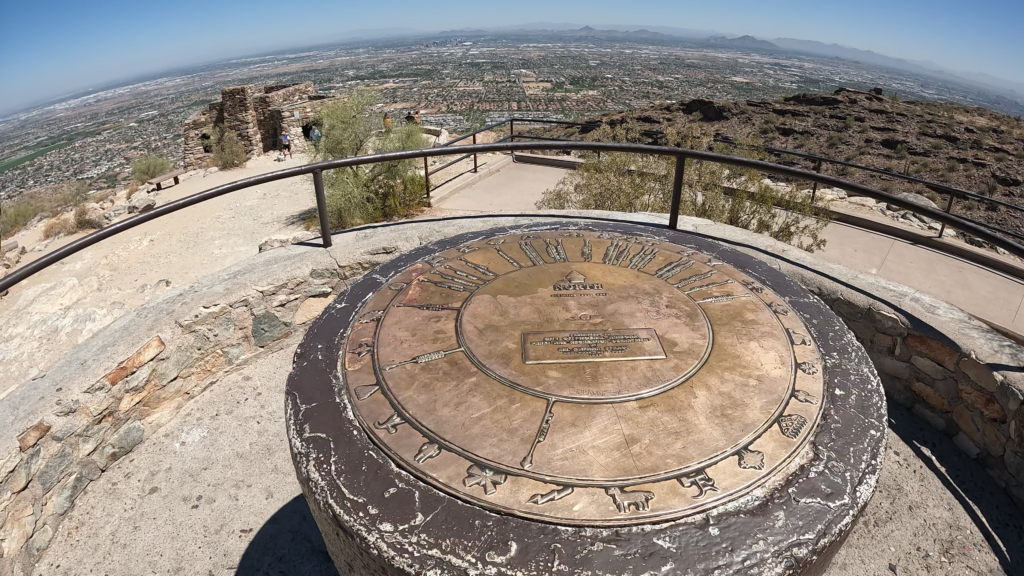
[674,271,715,288]
[442,264,487,283]
[396,303,461,312]
[683,280,734,294]
[521,398,556,469]
[654,258,694,280]
[384,348,465,371]
[696,294,751,304]
[544,238,568,262]
[458,257,496,277]
[419,277,470,292]
[495,246,522,269]
[629,247,658,270]
[793,390,819,404]
[520,240,545,265]
[430,270,478,287]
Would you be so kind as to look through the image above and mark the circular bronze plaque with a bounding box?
[342,229,826,525]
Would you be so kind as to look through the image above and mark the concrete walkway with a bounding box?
[434,162,1024,337]
[31,337,1022,576]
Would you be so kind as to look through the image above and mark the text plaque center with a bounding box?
[522,328,667,364]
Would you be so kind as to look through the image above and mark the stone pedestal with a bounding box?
[286,221,886,575]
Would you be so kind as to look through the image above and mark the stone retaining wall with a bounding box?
[0,245,377,574]
[691,216,1024,510]
[1,212,1021,573]
[813,289,1024,506]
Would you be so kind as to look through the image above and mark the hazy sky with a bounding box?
[2,0,1023,115]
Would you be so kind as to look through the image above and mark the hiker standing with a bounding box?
[280,129,293,159]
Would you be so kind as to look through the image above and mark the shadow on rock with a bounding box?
[888,403,1024,574]
[236,495,337,576]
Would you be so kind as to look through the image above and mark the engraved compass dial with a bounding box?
[341,229,826,525]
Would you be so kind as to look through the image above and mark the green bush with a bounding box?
[1,199,47,239]
[537,123,830,252]
[131,155,173,183]
[1,180,88,239]
[212,130,247,169]
[313,91,426,230]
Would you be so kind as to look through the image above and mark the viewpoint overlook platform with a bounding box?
[0,154,1023,575]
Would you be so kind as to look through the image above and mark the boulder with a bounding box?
[128,194,156,214]
[783,93,841,107]
[204,167,219,176]
[847,196,876,208]
[994,174,1023,187]
[0,240,18,255]
[24,211,50,230]
[677,99,731,121]
[258,230,317,252]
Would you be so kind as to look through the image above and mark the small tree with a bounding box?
[537,122,830,252]
[313,91,426,230]
[131,156,173,183]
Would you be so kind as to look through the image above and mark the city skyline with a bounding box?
[2,0,1024,116]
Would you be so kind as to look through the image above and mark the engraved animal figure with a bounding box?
[415,442,441,464]
[788,329,812,346]
[677,470,719,499]
[528,486,574,505]
[581,239,593,262]
[605,487,655,513]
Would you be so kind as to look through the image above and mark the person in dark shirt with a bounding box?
[280,129,292,159]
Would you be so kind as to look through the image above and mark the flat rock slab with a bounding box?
[286,220,888,575]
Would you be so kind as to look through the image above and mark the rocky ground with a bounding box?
[540,88,1024,238]
[0,154,315,392]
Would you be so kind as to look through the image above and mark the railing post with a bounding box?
[510,119,516,163]
[424,156,431,201]
[810,159,822,203]
[668,155,685,230]
[312,169,332,248]
[937,193,956,239]
[473,133,478,172]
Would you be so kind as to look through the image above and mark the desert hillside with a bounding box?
[542,88,1024,237]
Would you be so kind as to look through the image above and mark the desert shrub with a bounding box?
[844,115,855,130]
[828,133,843,147]
[41,214,78,239]
[73,204,104,230]
[996,152,1010,163]
[896,144,909,159]
[131,155,173,183]
[126,181,141,199]
[211,129,247,169]
[537,123,830,252]
[312,91,426,230]
[1,199,47,239]
[930,139,945,150]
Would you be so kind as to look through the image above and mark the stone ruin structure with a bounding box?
[182,82,329,170]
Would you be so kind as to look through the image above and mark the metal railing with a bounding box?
[2,140,1023,295]
[426,117,1024,247]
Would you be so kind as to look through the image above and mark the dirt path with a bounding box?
[0,155,316,391]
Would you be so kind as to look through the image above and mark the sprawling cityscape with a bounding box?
[3,30,1022,200]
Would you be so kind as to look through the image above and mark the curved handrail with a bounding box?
[2,140,1022,295]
